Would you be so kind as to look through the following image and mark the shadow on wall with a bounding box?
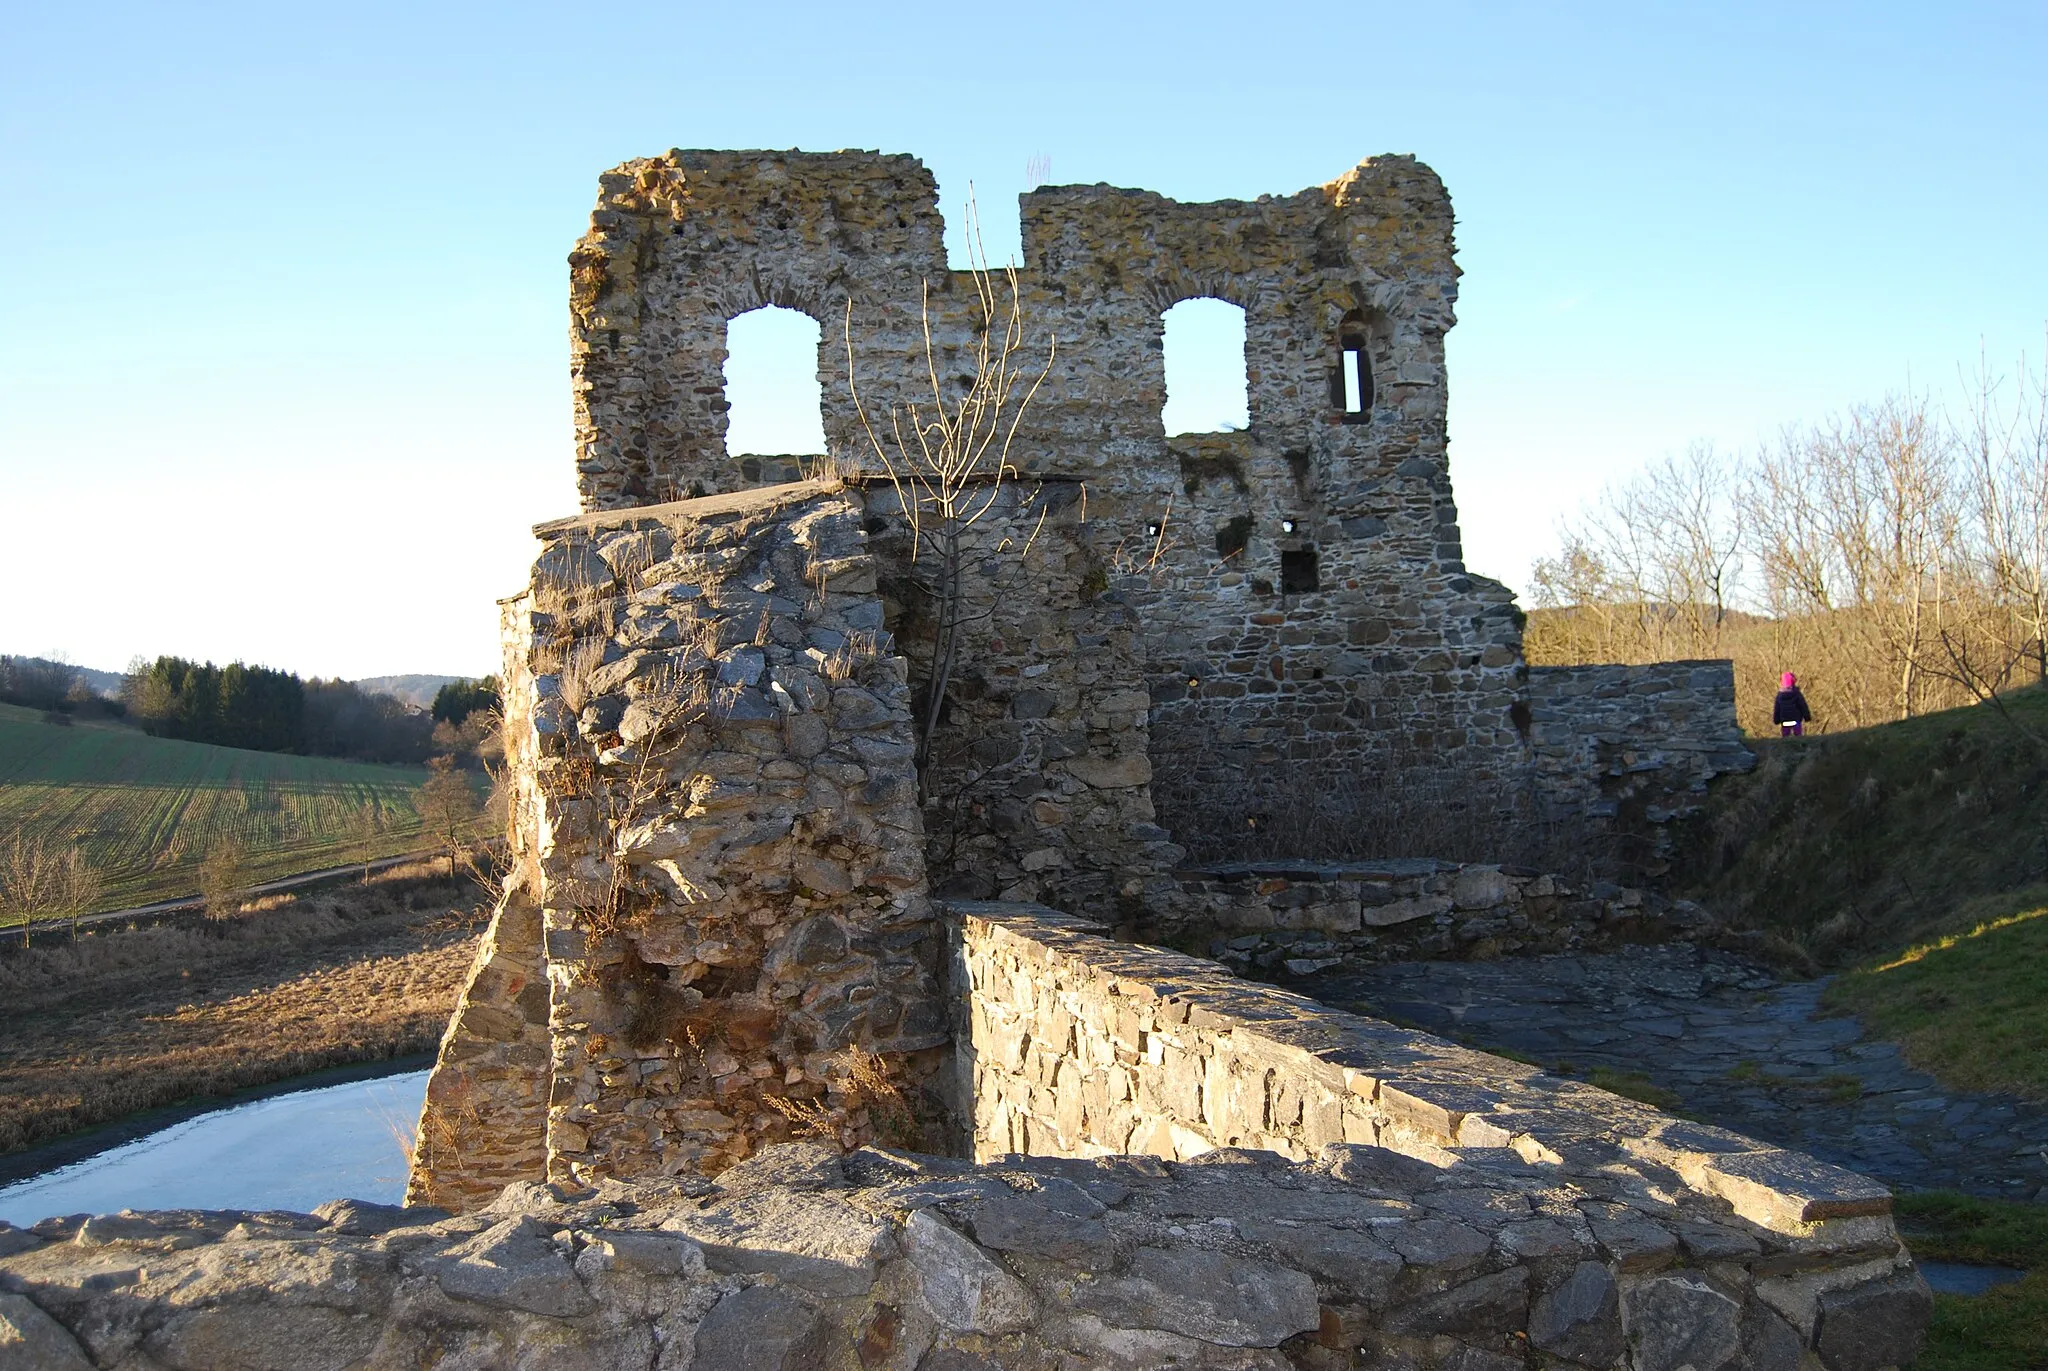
[1151,744,1616,879]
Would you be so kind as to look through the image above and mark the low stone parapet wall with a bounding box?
[0,1138,1927,1371]
[950,901,1927,1366]
[1172,859,1716,976]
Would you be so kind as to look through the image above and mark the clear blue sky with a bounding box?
[4,1,2043,680]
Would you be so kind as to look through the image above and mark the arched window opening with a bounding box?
[1161,298,1249,436]
[723,306,826,457]
[1334,311,1374,422]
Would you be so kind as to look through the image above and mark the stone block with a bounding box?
[1075,1247,1320,1348]
[1529,1261,1623,1367]
[1623,1274,1743,1371]
[665,1190,896,1297]
[429,1216,595,1319]
[0,1293,93,1371]
[691,1284,826,1371]
[903,1210,1037,1335]
[1812,1270,1931,1371]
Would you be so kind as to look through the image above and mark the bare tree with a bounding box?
[1923,348,2048,743]
[416,756,481,877]
[0,831,65,947]
[57,847,105,943]
[1529,443,1746,663]
[845,194,1056,800]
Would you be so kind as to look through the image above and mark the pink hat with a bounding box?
[1781,672,1796,688]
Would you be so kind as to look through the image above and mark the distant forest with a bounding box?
[0,653,498,767]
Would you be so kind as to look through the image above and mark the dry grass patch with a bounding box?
[0,864,484,1155]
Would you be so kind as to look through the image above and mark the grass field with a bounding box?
[0,703,484,920]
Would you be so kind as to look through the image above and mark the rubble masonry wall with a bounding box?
[1525,662,1756,870]
[1169,859,1717,977]
[567,149,1529,852]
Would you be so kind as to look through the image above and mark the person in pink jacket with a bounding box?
[1773,672,1812,737]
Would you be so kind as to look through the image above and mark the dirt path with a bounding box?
[6,847,457,942]
[0,867,481,1157]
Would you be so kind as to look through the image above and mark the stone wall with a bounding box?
[859,480,1183,915]
[405,480,956,1206]
[409,478,1192,1206]
[405,597,554,1210]
[1524,662,1756,872]
[1170,860,1716,977]
[951,904,1885,1221]
[2,1140,1927,1371]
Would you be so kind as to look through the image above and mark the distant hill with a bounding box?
[0,656,125,698]
[351,675,465,711]
[74,664,125,697]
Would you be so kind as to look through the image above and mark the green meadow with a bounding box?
[0,704,464,919]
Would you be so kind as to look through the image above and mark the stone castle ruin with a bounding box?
[0,152,1924,1371]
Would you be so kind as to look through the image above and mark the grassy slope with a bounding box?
[1894,1192,2048,1371]
[0,704,469,916]
[1828,887,2048,1101]
[1680,684,2048,966]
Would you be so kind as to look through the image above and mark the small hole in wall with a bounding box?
[1280,546,1320,594]
[1215,515,1253,560]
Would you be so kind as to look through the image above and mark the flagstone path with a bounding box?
[1298,944,2048,1201]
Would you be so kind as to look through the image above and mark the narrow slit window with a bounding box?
[723,305,826,457]
[1335,311,1374,421]
[1343,345,1369,412]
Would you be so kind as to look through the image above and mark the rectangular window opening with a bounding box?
[1280,546,1320,594]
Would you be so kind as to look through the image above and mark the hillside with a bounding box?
[1680,684,2048,966]
[351,674,464,711]
[0,704,479,919]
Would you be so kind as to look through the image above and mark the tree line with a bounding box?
[1527,352,2048,739]
[120,658,500,766]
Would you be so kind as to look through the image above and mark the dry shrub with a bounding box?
[766,1047,920,1151]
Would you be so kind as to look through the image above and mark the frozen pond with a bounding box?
[0,1070,428,1226]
